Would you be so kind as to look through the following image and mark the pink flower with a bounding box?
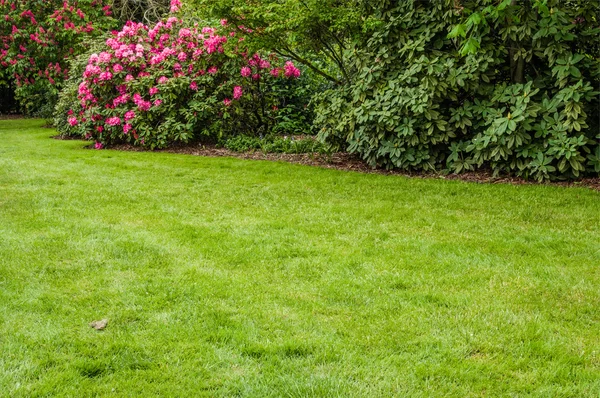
[240,66,251,77]
[259,59,271,70]
[284,61,301,78]
[96,125,104,132]
[150,54,164,65]
[94,142,104,149]
[208,66,218,74]
[106,117,122,126]
[190,81,198,91]
[124,110,136,121]
[158,76,168,84]
[84,64,101,77]
[113,94,130,106]
[153,99,163,107]
[220,19,228,26]
[98,52,112,63]
[233,86,243,100]
[223,98,232,106]
[134,93,152,111]
[99,71,113,81]
[137,101,151,111]
[123,124,132,134]
[68,117,78,126]
[149,87,159,96]
[125,74,134,82]
[170,0,182,12]
[177,51,187,61]
[113,64,123,73]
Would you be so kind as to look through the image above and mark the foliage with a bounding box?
[314,0,599,180]
[54,34,110,135]
[55,13,305,149]
[222,134,327,154]
[0,0,118,116]
[190,0,364,85]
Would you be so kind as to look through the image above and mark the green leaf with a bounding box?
[460,38,480,56]
[447,24,467,39]
[569,66,581,78]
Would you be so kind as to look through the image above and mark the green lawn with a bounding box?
[1,119,599,397]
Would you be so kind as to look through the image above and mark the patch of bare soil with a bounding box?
[98,142,600,191]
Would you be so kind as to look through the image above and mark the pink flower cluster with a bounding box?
[67,11,304,148]
[233,86,243,100]
[240,54,301,81]
[106,116,121,126]
[0,0,114,97]
[170,0,182,13]
[284,61,301,78]
[133,93,152,111]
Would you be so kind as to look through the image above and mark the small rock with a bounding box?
[89,319,108,330]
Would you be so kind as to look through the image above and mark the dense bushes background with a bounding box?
[313,0,599,180]
[0,0,118,116]
[197,0,599,180]
[3,0,599,180]
[0,0,173,117]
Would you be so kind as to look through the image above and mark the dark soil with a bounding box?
[0,114,25,120]
[102,142,600,191]
[51,134,82,140]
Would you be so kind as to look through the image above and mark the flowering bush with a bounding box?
[0,0,118,115]
[56,12,305,148]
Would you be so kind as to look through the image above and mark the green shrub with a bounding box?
[314,0,599,180]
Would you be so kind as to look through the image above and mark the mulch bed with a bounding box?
[99,141,599,191]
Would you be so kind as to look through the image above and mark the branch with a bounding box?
[275,44,342,85]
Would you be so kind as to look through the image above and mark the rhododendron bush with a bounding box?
[55,15,305,148]
[0,0,117,115]
[197,0,599,181]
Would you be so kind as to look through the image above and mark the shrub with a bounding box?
[315,1,599,180]
[0,0,118,116]
[55,12,307,148]
[191,0,363,85]
[54,35,109,135]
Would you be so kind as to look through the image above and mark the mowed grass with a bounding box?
[0,119,599,397]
